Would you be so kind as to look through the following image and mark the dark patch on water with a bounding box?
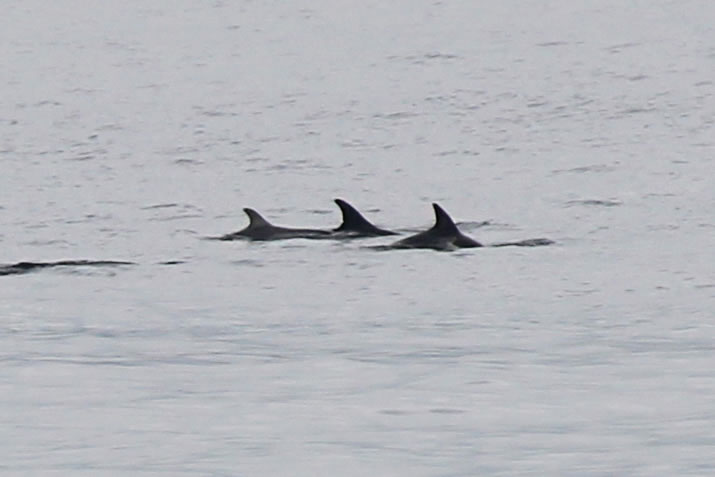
[565,199,622,207]
[141,203,179,210]
[142,203,203,222]
[456,220,492,229]
[34,100,62,107]
[527,100,549,108]
[149,213,203,222]
[389,52,460,65]
[605,42,641,53]
[23,239,72,247]
[489,238,555,247]
[64,213,114,224]
[423,52,459,60]
[308,208,333,216]
[429,408,467,415]
[552,164,616,174]
[373,111,419,120]
[434,149,481,157]
[536,41,570,47]
[230,259,264,267]
[174,158,204,165]
[199,109,238,117]
[379,409,412,416]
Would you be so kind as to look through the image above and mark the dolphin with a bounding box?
[218,208,332,241]
[332,199,396,237]
[387,203,483,251]
[0,260,134,276]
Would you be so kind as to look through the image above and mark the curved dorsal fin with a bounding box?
[431,203,459,234]
[243,208,271,228]
[334,198,373,232]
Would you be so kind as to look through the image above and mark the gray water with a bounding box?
[2,1,714,475]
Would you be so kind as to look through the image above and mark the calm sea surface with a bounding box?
[1,1,714,475]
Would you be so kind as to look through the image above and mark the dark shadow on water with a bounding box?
[565,199,622,207]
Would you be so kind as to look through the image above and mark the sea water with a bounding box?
[1,1,714,475]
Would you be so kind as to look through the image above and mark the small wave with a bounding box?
[456,220,492,229]
[174,158,204,165]
[565,199,622,207]
[536,41,570,47]
[552,164,615,174]
[605,42,640,53]
[141,203,179,210]
[423,52,459,60]
[490,238,555,247]
[230,259,264,267]
[373,111,418,120]
[147,214,204,222]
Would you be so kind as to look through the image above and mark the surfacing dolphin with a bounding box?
[218,208,332,241]
[378,203,554,251]
[385,203,483,251]
[0,260,134,277]
[332,199,396,237]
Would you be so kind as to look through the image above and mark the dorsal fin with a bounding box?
[431,203,459,235]
[334,198,374,232]
[243,208,272,228]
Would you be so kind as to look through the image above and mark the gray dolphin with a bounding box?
[388,203,482,251]
[332,199,396,237]
[218,208,332,241]
[0,260,134,276]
